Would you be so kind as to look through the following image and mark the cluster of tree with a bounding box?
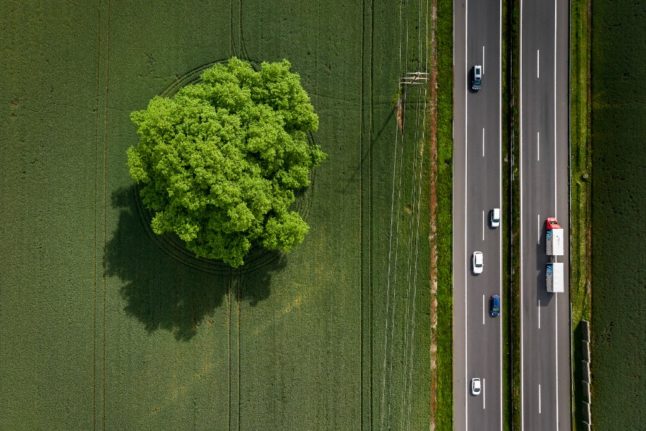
[128,58,326,267]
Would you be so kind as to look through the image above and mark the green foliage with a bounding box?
[128,58,326,267]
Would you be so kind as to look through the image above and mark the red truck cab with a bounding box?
[545,217,561,230]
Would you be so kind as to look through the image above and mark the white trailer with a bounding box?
[546,228,564,256]
[546,262,564,293]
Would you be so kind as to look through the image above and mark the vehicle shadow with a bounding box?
[104,186,285,341]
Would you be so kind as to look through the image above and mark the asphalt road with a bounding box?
[453,0,503,428]
[519,0,571,429]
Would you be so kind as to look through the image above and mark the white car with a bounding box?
[471,377,482,396]
[489,208,501,228]
[472,251,484,275]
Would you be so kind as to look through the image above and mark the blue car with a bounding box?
[489,294,500,317]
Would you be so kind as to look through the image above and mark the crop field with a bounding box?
[0,1,432,430]
[590,0,646,428]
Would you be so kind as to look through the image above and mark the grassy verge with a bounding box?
[509,0,522,429]
[431,0,453,427]
[569,0,592,340]
[569,0,592,428]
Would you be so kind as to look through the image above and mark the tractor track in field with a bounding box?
[93,0,112,429]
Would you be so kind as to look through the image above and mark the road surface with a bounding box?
[519,0,571,428]
[453,0,503,428]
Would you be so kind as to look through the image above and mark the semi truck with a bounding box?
[545,217,564,256]
[546,262,564,293]
[545,217,565,293]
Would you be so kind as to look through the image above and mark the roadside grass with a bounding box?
[433,0,454,427]
[568,0,592,428]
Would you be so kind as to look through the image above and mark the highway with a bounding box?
[519,0,571,429]
[452,0,503,428]
[453,0,571,428]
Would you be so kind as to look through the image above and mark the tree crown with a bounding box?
[128,58,326,267]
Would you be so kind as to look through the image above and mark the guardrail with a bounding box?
[580,319,592,430]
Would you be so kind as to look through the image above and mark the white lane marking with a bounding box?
[538,299,541,329]
[554,0,558,220]
[482,127,485,157]
[483,45,486,74]
[537,214,541,244]
[482,294,486,325]
[537,131,540,161]
[554,0,560,431]
[555,287,560,429]
[537,49,540,78]
[483,378,486,410]
[464,0,469,426]
[520,0,525,427]
[498,0,503,427]
[482,210,485,241]
[555,0,560,426]
[538,384,542,414]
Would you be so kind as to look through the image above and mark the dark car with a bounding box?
[471,65,482,92]
[489,294,500,317]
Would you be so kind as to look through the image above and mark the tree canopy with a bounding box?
[127,58,326,268]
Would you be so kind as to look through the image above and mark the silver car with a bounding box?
[471,65,482,91]
[489,208,501,228]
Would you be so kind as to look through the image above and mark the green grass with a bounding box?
[509,0,522,429]
[0,1,432,429]
[433,0,453,427]
[569,0,592,329]
[590,0,646,428]
[568,0,591,428]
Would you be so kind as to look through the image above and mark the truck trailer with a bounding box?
[546,262,564,293]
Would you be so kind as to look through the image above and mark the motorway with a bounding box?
[452,0,502,428]
[453,0,571,429]
[519,0,571,429]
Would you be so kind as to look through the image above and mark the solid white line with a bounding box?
[537,131,540,161]
[520,0,525,428]
[554,2,558,221]
[538,299,541,329]
[498,0,503,426]
[482,127,485,157]
[537,49,540,78]
[482,294,486,325]
[539,384,542,414]
[537,214,541,244]
[554,1,560,427]
[556,289,560,429]
[482,45,486,74]
[464,0,469,426]
[483,378,486,410]
[482,210,485,241]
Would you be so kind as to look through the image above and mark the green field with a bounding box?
[0,1,432,429]
[591,0,646,428]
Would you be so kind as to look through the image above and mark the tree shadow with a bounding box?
[104,186,285,341]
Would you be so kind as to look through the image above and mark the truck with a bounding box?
[546,262,564,293]
[545,217,564,257]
